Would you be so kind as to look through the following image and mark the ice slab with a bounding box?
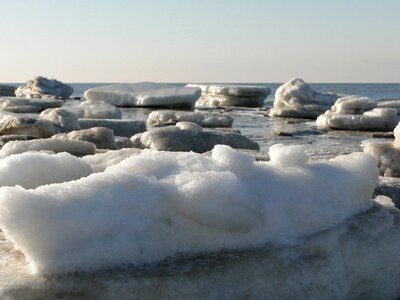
[15,76,73,99]
[79,119,146,137]
[84,82,201,109]
[0,97,63,113]
[79,100,122,119]
[270,78,339,119]
[147,110,233,127]
[0,145,378,274]
[0,138,96,158]
[132,122,259,152]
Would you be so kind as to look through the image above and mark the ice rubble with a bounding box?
[131,122,259,152]
[147,110,233,127]
[0,144,379,274]
[317,95,400,131]
[0,115,61,138]
[84,82,201,109]
[0,152,92,189]
[15,76,73,99]
[187,84,270,107]
[269,78,339,119]
[364,122,400,177]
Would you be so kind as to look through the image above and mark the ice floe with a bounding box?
[0,144,378,274]
[39,108,81,132]
[147,110,233,127]
[131,122,259,152]
[84,82,201,109]
[317,96,400,131]
[79,100,122,119]
[269,78,339,119]
[0,115,61,138]
[188,84,270,107]
[15,76,73,99]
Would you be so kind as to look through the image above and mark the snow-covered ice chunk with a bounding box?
[0,116,60,138]
[79,100,122,119]
[79,119,146,137]
[188,84,270,107]
[269,78,339,119]
[0,145,378,274]
[40,108,81,132]
[84,82,201,109]
[15,76,73,99]
[0,138,96,158]
[147,110,233,127]
[317,107,399,131]
[364,122,400,177]
[52,127,116,150]
[0,97,63,113]
[131,122,259,152]
[0,152,92,189]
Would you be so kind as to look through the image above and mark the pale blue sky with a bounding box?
[0,0,399,83]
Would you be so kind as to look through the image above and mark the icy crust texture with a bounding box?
[0,145,377,274]
[84,82,201,109]
[364,122,400,177]
[15,76,73,99]
[317,96,400,131]
[188,84,270,107]
[147,110,233,128]
[270,78,339,119]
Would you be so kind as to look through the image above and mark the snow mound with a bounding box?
[0,152,92,189]
[0,145,377,274]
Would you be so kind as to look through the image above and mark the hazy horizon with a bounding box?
[1,0,399,83]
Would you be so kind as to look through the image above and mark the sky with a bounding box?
[0,0,399,83]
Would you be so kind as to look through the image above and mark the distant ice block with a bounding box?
[364,122,400,177]
[0,152,92,189]
[79,119,146,137]
[15,76,73,99]
[0,145,378,274]
[53,127,116,150]
[84,82,201,109]
[269,78,339,119]
[131,122,259,152]
[317,96,400,131]
[0,97,63,113]
[0,138,96,158]
[187,84,270,107]
[0,84,17,96]
[79,100,122,119]
[147,110,233,127]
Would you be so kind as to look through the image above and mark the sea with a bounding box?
[1,82,400,299]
